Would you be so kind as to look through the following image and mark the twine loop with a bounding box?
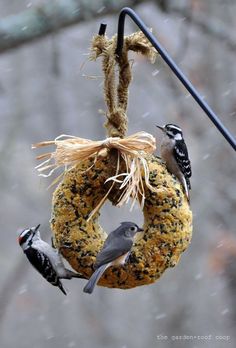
[90,31,157,138]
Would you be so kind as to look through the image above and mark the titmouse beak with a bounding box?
[156,125,165,132]
[134,227,144,242]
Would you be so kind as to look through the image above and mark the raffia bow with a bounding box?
[32,131,158,216]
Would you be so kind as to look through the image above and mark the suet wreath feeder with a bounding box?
[33,7,235,290]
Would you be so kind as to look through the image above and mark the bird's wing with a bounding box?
[25,247,61,287]
[173,140,192,187]
[95,238,133,269]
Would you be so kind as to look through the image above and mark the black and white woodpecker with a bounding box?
[83,222,143,294]
[18,224,83,295]
[156,123,192,201]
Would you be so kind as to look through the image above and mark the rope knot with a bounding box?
[105,109,128,138]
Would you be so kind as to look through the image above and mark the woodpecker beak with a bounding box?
[33,224,41,232]
[156,125,165,132]
[31,224,40,239]
[26,224,40,245]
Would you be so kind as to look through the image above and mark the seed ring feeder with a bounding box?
[34,8,235,290]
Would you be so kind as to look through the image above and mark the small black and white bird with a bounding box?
[156,123,192,201]
[18,224,83,295]
[83,222,143,294]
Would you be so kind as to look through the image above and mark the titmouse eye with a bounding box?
[129,226,137,232]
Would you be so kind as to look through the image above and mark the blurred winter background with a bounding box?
[0,0,235,347]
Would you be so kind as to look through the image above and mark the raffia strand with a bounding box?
[32,132,162,216]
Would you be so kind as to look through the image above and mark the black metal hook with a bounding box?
[109,7,236,151]
[98,23,107,36]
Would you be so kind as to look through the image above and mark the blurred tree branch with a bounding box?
[0,0,145,54]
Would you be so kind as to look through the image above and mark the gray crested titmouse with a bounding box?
[83,221,143,294]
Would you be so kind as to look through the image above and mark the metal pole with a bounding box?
[116,7,236,151]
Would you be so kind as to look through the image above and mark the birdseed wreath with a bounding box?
[33,31,192,289]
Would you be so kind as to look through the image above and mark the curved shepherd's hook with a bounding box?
[99,7,236,151]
